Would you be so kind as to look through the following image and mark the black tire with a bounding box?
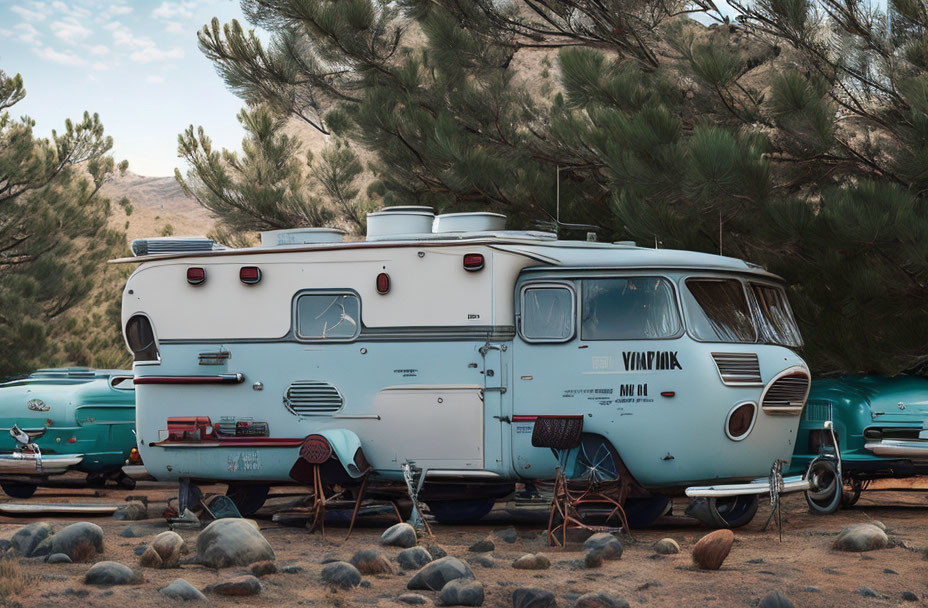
[623,495,673,528]
[225,483,270,516]
[686,495,759,528]
[86,472,107,488]
[805,459,842,515]
[841,478,862,508]
[1,482,37,499]
[426,498,495,524]
[115,472,136,490]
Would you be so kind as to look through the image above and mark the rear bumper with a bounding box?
[685,474,809,498]
[0,453,84,475]
[865,439,928,459]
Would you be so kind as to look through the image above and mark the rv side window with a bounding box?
[296,293,360,341]
[751,283,803,347]
[521,285,574,342]
[581,277,682,340]
[125,315,160,362]
[683,278,756,343]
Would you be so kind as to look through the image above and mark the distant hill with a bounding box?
[100,171,215,243]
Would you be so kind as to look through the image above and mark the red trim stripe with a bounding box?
[152,437,303,448]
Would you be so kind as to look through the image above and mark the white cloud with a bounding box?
[50,18,92,44]
[104,20,185,63]
[10,4,47,22]
[130,45,184,63]
[87,43,110,55]
[50,1,90,19]
[34,46,88,67]
[9,22,43,45]
[109,4,132,16]
[164,21,184,34]
[152,1,195,21]
[146,75,165,84]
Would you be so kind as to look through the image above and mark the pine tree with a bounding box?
[0,69,128,379]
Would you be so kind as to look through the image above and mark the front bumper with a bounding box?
[0,452,84,475]
[865,439,928,459]
[685,474,810,498]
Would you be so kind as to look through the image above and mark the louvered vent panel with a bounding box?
[761,373,810,414]
[284,381,343,415]
[804,403,830,421]
[711,352,762,385]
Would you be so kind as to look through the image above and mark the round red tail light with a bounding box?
[463,253,485,271]
[240,266,262,284]
[186,267,206,285]
[376,272,390,294]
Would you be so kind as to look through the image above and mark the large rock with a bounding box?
[692,530,734,570]
[11,522,54,557]
[114,501,148,521]
[195,518,275,568]
[207,575,262,596]
[407,556,475,591]
[439,579,485,606]
[47,553,72,564]
[140,531,185,569]
[350,549,394,575]
[398,593,429,605]
[832,524,889,552]
[50,522,104,562]
[512,587,556,608]
[576,591,630,608]
[582,533,622,560]
[160,578,207,602]
[398,547,433,570]
[382,522,418,548]
[84,561,140,586]
[512,554,550,570]
[759,590,795,608]
[468,539,495,553]
[251,561,278,577]
[321,561,362,590]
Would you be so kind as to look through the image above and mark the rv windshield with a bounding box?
[683,278,803,347]
[683,278,756,343]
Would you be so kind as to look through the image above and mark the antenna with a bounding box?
[719,210,723,256]
[556,165,561,233]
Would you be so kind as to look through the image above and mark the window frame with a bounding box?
[293,289,362,343]
[578,275,685,342]
[680,276,758,344]
[747,280,804,348]
[518,282,577,344]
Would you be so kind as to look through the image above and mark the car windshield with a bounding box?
[683,277,802,347]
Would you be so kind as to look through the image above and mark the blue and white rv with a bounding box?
[117,209,812,527]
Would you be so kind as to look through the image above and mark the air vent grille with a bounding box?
[284,381,343,415]
[761,372,810,415]
[711,353,762,385]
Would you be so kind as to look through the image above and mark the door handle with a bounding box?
[494,416,511,424]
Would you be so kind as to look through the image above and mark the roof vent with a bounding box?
[131,237,223,256]
[260,228,345,247]
[433,212,506,233]
[366,206,435,240]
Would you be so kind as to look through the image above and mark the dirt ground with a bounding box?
[2,476,928,608]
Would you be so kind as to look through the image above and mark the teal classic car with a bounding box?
[791,375,928,513]
[0,368,137,498]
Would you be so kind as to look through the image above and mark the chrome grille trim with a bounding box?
[284,381,344,415]
[711,352,763,386]
[760,366,811,415]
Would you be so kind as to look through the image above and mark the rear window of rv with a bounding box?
[296,293,360,341]
[521,285,574,342]
[580,278,682,340]
[683,278,756,343]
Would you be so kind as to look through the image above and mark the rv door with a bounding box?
[480,339,507,469]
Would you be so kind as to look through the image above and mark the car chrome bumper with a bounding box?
[0,452,84,475]
[685,475,810,498]
[865,439,928,458]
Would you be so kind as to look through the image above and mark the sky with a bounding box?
[0,0,253,176]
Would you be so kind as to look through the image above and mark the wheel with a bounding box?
[841,478,862,507]
[805,458,842,515]
[685,495,759,528]
[1,482,37,499]
[225,483,270,516]
[86,472,107,488]
[115,471,136,490]
[623,495,673,528]
[570,434,620,482]
[426,498,495,524]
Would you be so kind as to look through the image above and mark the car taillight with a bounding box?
[240,266,262,284]
[166,416,214,442]
[463,253,484,271]
[376,272,390,294]
[186,267,206,285]
[299,434,332,464]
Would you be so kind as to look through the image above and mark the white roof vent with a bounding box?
[366,206,435,240]
[433,212,506,233]
[260,228,345,247]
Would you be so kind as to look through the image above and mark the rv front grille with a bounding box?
[284,381,344,415]
[761,371,810,415]
[711,352,762,385]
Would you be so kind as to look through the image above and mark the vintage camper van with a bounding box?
[118,209,812,527]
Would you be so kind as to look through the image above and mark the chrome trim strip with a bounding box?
[425,470,503,479]
[160,325,517,344]
[685,475,809,497]
[865,440,928,458]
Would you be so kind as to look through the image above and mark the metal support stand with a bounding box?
[402,461,432,537]
[177,477,203,514]
[762,459,785,540]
